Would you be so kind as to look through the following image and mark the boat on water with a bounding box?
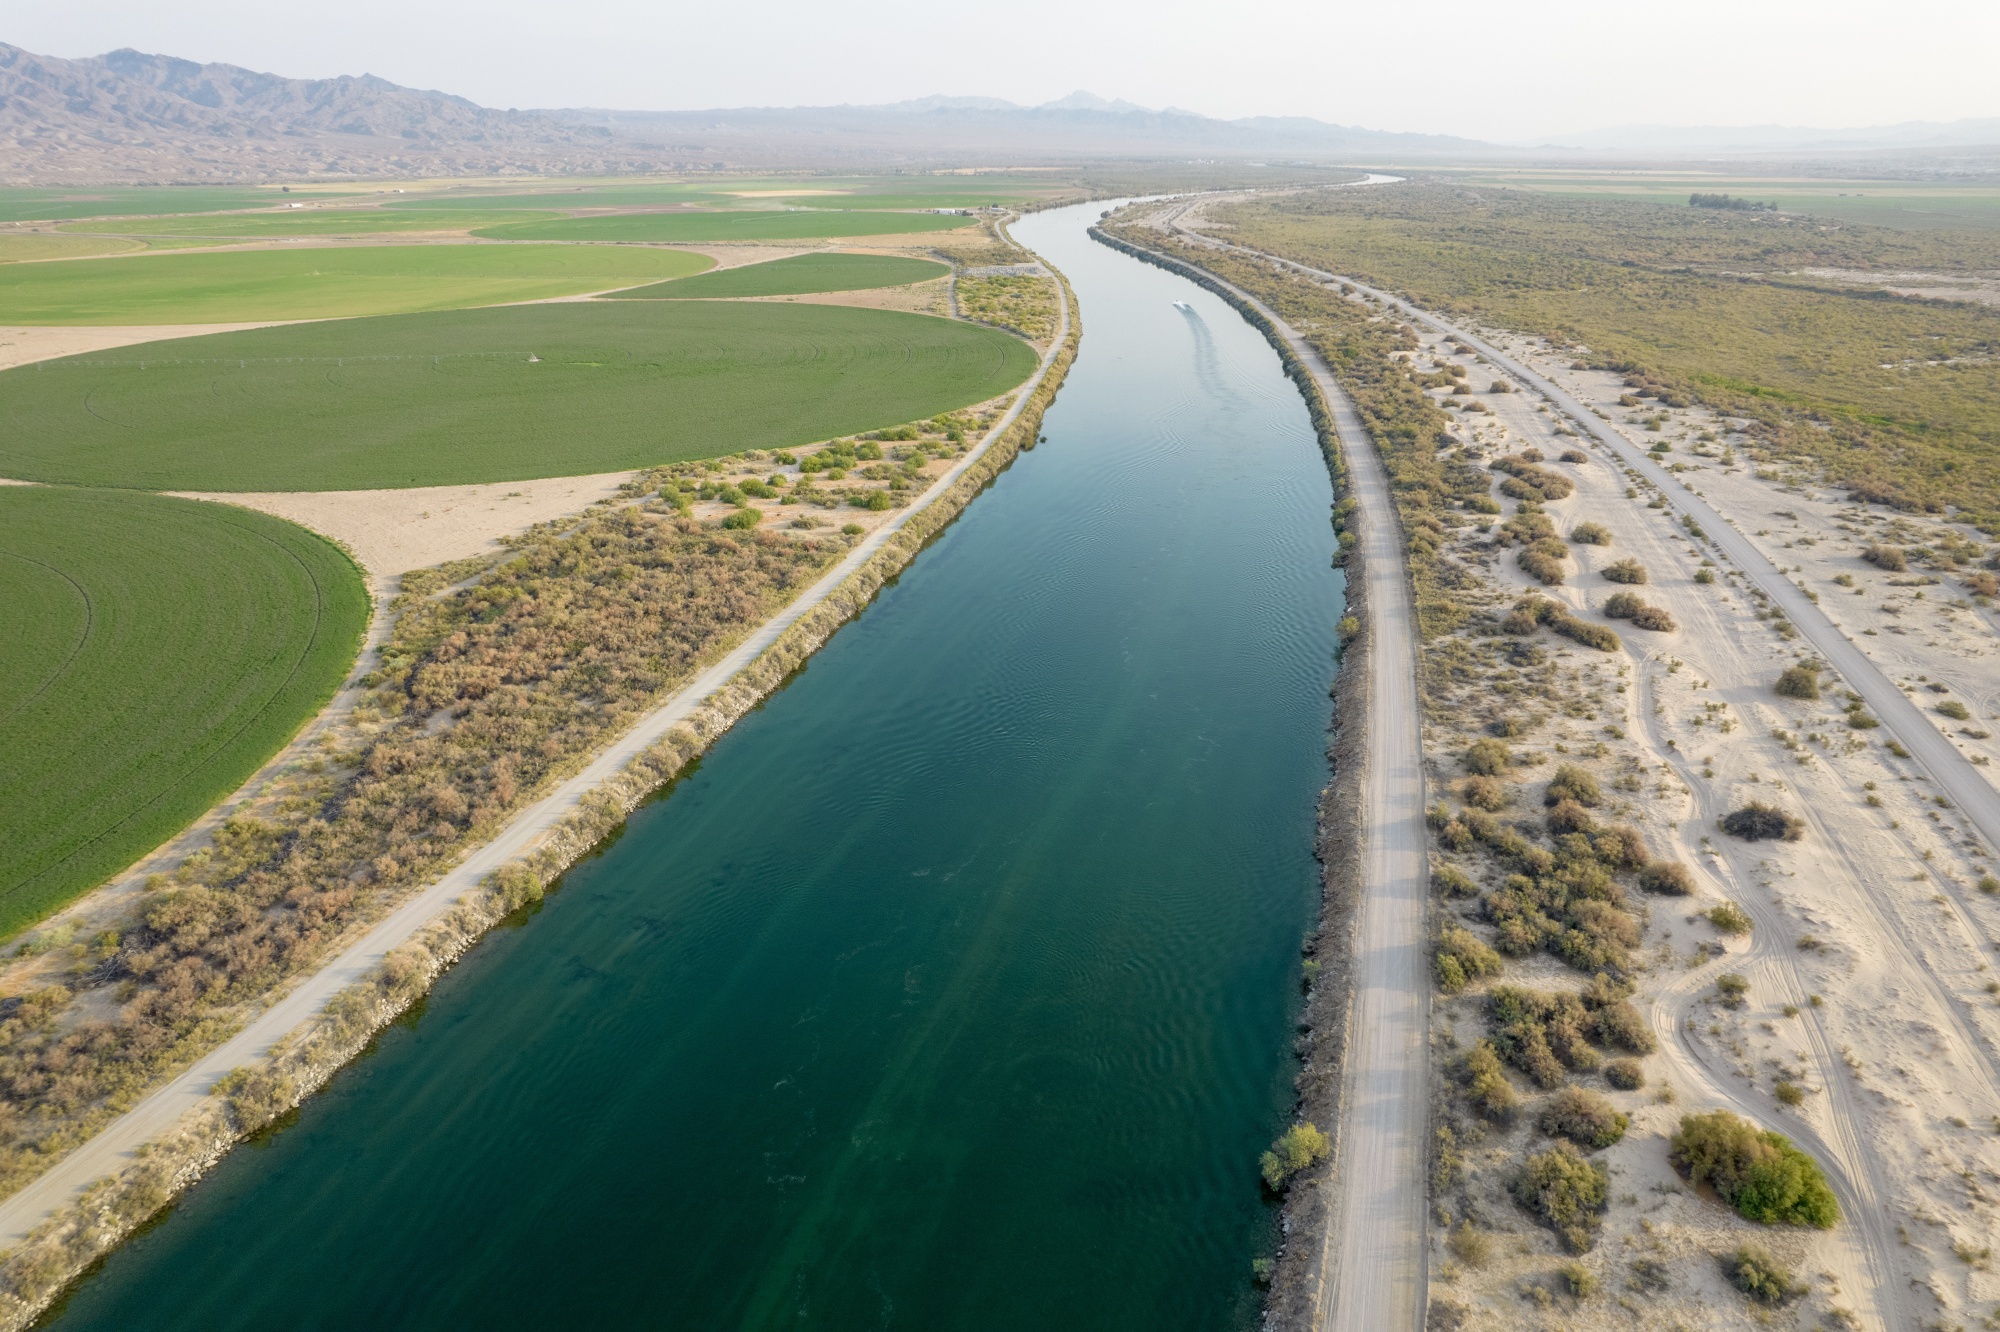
[1171,300,1193,312]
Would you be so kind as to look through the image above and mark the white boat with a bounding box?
[1172,300,1193,312]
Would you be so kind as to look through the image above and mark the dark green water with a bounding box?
[45,202,1342,1331]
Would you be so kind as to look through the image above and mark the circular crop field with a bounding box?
[0,487,368,935]
[607,252,949,300]
[0,300,1039,492]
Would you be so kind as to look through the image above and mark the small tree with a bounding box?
[1514,1141,1610,1252]
[1260,1122,1331,1189]
[1669,1110,1839,1228]
[1465,738,1512,775]
[1721,802,1804,842]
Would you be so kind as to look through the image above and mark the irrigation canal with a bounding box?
[44,201,1345,1330]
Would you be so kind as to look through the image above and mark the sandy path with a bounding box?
[0,323,302,371]
[0,254,1071,1248]
[1119,232,1431,1331]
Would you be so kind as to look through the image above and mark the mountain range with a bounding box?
[1,41,1995,184]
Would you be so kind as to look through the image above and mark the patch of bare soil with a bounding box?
[172,473,638,585]
[0,322,300,372]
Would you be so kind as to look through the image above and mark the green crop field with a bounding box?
[62,208,559,239]
[0,486,368,936]
[0,244,712,324]
[473,210,978,243]
[0,300,1038,491]
[608,252,948,299]
[0,186,357,224]
[0,235,147,264]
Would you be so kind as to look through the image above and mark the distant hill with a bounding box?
[0,43,1490,182]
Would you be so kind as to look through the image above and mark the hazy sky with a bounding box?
[5,0,1995,142]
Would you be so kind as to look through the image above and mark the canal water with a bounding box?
[44,201,1343,1330]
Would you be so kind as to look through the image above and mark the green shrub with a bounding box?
[1774,665,1821,700]
[1708,904,1753,935]
[1592,824,1649,869]
[1547,798,1595,835]
[1721,802,1804,842]
[719,507,763,530]
[1571,522,1612,546]
[1604,1058,1645,1090]
[1774,1080,1804,1107]
[1488,986,1600,1086]
[1552,614,1620,652]
[1723,1243,1805,1305]
[1539,1086,1629,1149]
[1669,1109,1840,1228]
[1546,764,1603,807]
[1434,864,1480,899]
[1435,925,1504,993]
[1694,567,1716,584]
[1862,544,1907,572]
[1715,972,1750,1006]
[1603,591,1644,619]
[1445,1221,1492,1267]
[1602,558,1649,584]
[1638,861,1695,895]
[840,523,864,535]
[1519,543,1568,585]
[1460,1039,1520,1124]
[1462,774,1509,810]
[1630,604,1676,631]
[1465,737,1512,775]
[1558,1260,1598,1298]
[1514,1140,1611,1252]
[1937,699,1971,721]
[1260,1122,1332,1189]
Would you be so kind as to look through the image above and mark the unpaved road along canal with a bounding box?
[44,201,1345,1331]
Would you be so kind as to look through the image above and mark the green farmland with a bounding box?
[0,186,355,224]
[0,486,368,936]
[0,244,712,324]
[0,300,1038,491]
[474,210,978,243]
[63,208,559,239]
[609,252,948,299]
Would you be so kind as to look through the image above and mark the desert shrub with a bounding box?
[1260,1121,1331,1189]
[1708,903,1753,935]
[1427,1295,1470,1332]
[1434,864,1480,899]
[1604,1058,1645,1090]
[1558,1260,1598,1297]
[1493,454,1576,501]
[1435,925,1504,993]
[1460,1039,1520,1124]
[1721,802,1804,842]
[1570,522,1612,546]
[1724,1244,1805,1305]
[1602,591,1644,619]
[1550,613,1620,652]
[1593,825,1648,870]
[1966,570,2000,597]
[1773,664,1821,700]
[1693,567,1716,584]
[1540,1087,1629,1149]
[1514,1140,1610,1252]
[719,507,763,530]
[1488,986,1603,1086]
[1437,819,1474,852]
[1462,775,1509,811]
[1937,699,1971,721]
[1500,607,1540,635]
[1560,449,1589,464]
[1670,1110,1840,1228]
[1545,764,1603,807]
[1586,997,1654,1054]
[1446,1222,1492,1267]
[1489,714,1533,738]
[1547,798,1594,835]
[1465,737,1512,775]
[1518,542,1568,585]
[1629,604,1676,631]
[1602,558,1649,584]
[1715,972,1750,1006]
[1639,861,1695,895]
[1862,544,1907,572]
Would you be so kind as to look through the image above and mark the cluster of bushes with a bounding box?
[1539,1085,1629,1149]
[1861,543,1908,572]
[1603,591,1676,632]
[1506,597,1622,652]
[1486,980,1653,1089]
[1724,1244,1805,1305]
[1669,1110,1840,1228]
[1492,453,1576,502]
[1514,1140,1610,1251]
[1260,1121,1331,1190]
[1570,522,1612,546]
[0,500,845,1191]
